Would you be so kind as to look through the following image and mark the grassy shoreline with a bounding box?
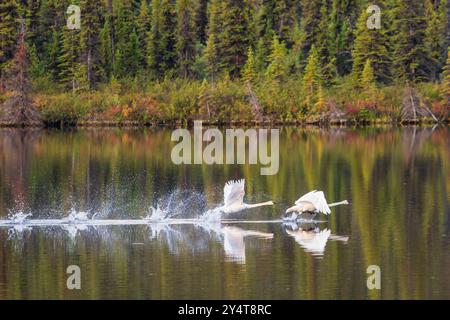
[0,77,448,128]
[0,118,447,128]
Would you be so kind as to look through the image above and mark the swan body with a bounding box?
[285,190,348,220]
[219,179,274,214]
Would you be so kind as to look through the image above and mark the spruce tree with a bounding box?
[0,0,19,79]
[425,0,448,80]
[298,0,322,65]
[220,0,250,78]
[138,0,151,67]
[28,43,45,79]
[352,6,391,84]
[176,0,196,78]
[47,29,62,81]
[129,29,142,76]
[242,47,256,82]
[195,0,209,44]
[316,0,336,85]
[99,20,113,81]
[115,0,140,78]
[442,47,450,101]
[391,0,434,82]
[303,45,322,109]
[80,0,103,88]
[147,0,177,77]
[266,35,288,80]
[58,27,83,91]
[361,59,377,97]
[204,0,223,79]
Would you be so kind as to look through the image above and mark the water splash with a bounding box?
[63,224,90,239]
[64,208,90,222]
[144,205,167,222]
[199,207,224,222]
[7,212,32,224]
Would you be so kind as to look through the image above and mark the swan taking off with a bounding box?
[220,179,274,214]
[285,190,348,220]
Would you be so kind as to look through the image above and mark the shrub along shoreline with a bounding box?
[0,77,448,127]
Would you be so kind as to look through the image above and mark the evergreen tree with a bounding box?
[26,0,41,46]
[352,6,392,84]
[147,0,177,77]
[58,27,83,91]
[204,0,222,79]
[332,0,360,76]
[361,59,377,96]
[47,29,62,81]
[316,0,337,85]
[129,29,143,76]
[254,37,268,73]
[0,0,19,78]
[28,43,45,79]
[99,20,113,81]
[80,0,103,88]
[442,47,450,101]
[37,0,67,79]
[425,0,448,80]
[255,0,298,47]
[298,0,322,65]
[176,0,196,78]
[137,0,151,67]
[266,35,288,80]
[302,45,322,108]
[220,0,250,77]
[242,47,255,82]
[314,85,326,112]
[115,0,140,78]
[195,0,209,44]
[391,0,434,82]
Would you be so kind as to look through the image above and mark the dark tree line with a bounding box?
[0,0,449,92]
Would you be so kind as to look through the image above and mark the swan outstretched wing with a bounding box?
[295,190,317,205]
[224,179,245,207]
[295,190,331,214]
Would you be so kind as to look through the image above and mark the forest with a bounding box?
[0,0,449,126]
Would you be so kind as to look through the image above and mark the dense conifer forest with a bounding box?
[0,0,449,125]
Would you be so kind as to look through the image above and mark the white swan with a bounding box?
[285,190,348,220]
[219,179,274,214]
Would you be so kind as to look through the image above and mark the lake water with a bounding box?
[0,126,448,299]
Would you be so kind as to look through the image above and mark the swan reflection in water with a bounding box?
[283,222,349,257]
[221,226,273,264]
[146,222,274,264]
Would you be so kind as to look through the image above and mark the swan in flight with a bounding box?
[220,179,274,214]
[285,190,348,220]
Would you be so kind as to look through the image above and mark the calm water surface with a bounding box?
[0,126,448,299]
